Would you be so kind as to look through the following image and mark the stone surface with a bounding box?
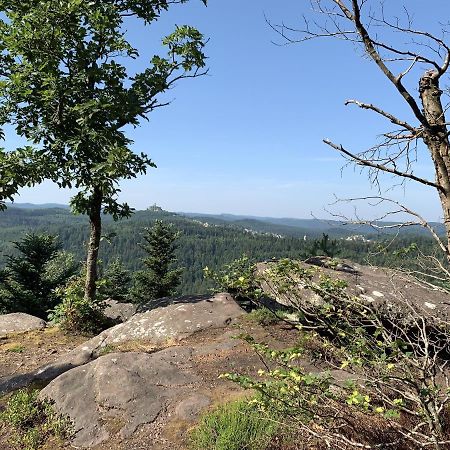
[258,258,450,318]
[0,313,46,337]
[103,299,137,322]
[174,394,212,421]
[100,292,244,346]
[40,349,200,447]
[0,293,244,394]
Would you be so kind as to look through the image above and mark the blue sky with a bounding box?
[14,0,450,221]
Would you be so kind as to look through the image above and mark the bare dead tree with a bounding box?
[268,0,450,261]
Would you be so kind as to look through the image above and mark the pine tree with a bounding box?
[131,221,183,303]
[102,258,132,302]
[0,233,78,318]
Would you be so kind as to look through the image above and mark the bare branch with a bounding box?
[324,139,443,192]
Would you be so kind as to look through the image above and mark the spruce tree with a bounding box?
[0,234,78,318]
[132,221,183,303]
[102,258,132,302]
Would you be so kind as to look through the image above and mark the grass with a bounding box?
[246,307,286,326]
[0,389,72,450]
[189,399,278,450]
[5,344,25,353]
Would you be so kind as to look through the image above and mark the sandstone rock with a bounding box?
[0,313,46,337]
[174,394,212,421]
[98,292,244,346]
[103,299,137,322]
[0,293,244,394]
[258,258,450,318]
[39,349,200,447]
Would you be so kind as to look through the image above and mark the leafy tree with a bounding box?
[0,233,78,318]
[101,257,131,301]
[0,148,53,212]
[0,0,207,302]
[132,220,183,303]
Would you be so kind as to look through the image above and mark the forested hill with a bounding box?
[0,205,440,294]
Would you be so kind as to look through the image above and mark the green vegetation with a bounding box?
[220,258,450,449]
[0,207,444,296]
[0,0,207,303]
[1,389,72,450]
[189,399,278,450]
[101,258,132,302]
[49,275,111,334]
[0,233,78,317]
[131,220,183,303]
[6,345,25,353]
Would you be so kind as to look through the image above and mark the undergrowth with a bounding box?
[1,389,72,450]
[189,399,278,450]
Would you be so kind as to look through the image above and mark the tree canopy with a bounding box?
[0,0,207,300]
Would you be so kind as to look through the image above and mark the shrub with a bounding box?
[189,399,278,450]
[1,389,72,450]
[49,275,111,334]
[224,258,450,449]
[203,255,262,309]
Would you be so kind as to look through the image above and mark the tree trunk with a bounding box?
[84,186,102,302]
[419,70,450,260]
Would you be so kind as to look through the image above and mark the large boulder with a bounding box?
[103,299,137,323]
[258,257,450,318]
[39,348,201,447]
[0,313,46,337]
[0,293,244,394]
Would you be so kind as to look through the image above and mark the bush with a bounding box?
[223,258,450,449]
[203,255,262,309]
[1,389,72,450]
[49,276,111,334]
[189,399,278,450]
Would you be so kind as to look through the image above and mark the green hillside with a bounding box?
[0,206,440,295]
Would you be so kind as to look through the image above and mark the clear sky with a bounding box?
[14,0,450,221]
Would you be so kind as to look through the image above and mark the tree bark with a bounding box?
[419,70,450,260]
[84,186,102,302]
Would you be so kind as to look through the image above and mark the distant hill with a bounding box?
[180,212,446,237]
[7,202,69,210]
[0,205,440,295]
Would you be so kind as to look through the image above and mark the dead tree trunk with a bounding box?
[420,70,450,260]
[84,186,102,302]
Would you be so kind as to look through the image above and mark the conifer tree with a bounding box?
[102,257,131,302]
[0,233,78,318]
[132,221,183,303]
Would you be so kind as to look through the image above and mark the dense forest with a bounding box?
[0,205,441,295]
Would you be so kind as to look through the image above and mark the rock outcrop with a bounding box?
[0,313,46,337]
[0,293,244,394]
[39,348,201,447]
[103,299,137,323]
[258,257,450,317]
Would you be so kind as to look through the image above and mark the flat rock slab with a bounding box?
[100,292,244,346]
[0,313,46,337]
[40,349,200,447]
[258,259,450,318]
[0,293,244,394]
